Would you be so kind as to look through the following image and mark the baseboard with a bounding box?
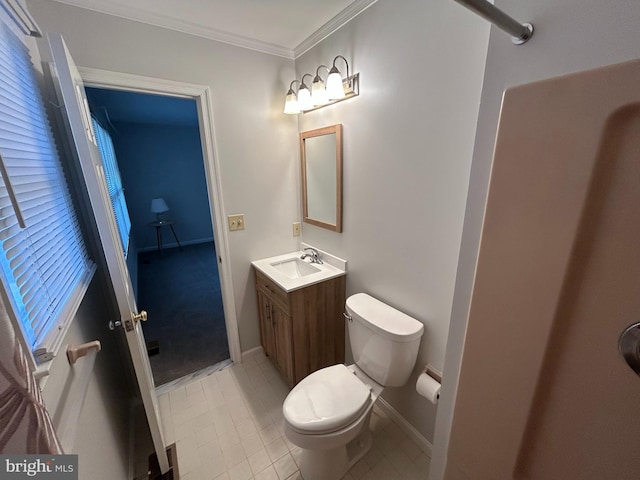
[137,237,214,253]
[241,346,264,362]
[376,396,433,457]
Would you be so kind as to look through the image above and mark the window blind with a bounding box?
[0,19,95,364]
[91,117,131,257]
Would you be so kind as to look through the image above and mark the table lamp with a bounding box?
[150,197,169,222]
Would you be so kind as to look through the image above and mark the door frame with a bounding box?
[77,66,241,365]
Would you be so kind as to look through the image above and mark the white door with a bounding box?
[48,34,170,473]
[444,59,640,480]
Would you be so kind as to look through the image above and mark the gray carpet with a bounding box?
[137,242,229,386]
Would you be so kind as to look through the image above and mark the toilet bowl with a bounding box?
[282,293,424,480]
[283,364,382,480]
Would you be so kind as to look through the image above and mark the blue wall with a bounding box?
[113,122,213,251]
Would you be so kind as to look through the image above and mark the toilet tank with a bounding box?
[345,293,424,387]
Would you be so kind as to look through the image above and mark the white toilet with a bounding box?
[282,293,424,480]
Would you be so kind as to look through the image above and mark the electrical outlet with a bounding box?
[293,222,301,237]
[228,214,245,231]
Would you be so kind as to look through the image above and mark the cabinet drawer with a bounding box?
[255,270,289,311]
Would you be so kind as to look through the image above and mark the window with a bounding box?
[0,19,95,365]
[91,117,131,256]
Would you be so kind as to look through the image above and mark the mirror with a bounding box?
[300,124,343,232]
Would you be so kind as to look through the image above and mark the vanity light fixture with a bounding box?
[284,80,301,114]
[283,55,359,114]
[297,73,314,111]
[311,65,329,106]
[326,55,349,100]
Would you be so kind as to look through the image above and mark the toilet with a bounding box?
[282,293,424,480]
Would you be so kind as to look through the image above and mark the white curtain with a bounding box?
[0,296,62,454]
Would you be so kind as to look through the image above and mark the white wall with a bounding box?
[27,0,300,353]
[295,0,490,442]
[431,0,640,478]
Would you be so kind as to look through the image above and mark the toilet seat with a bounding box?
[283,364,371,434]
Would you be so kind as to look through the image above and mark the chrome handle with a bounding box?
[619,322,640,377]
[343,312,352,322]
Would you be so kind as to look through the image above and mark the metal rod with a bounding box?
[0,151,26,228]
[453,0,533,45]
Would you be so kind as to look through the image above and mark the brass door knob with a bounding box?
[132,310,148,323]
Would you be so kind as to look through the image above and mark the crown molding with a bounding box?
[50,0,295,58]
[50,0,378,60]
[293,0,379,58]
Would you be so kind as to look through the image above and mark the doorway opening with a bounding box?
[84,85,233,386]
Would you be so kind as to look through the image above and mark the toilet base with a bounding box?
[297,428,373,480]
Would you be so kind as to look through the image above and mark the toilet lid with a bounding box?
[283,364,371,434]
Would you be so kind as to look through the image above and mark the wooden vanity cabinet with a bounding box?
[254,269,346,386]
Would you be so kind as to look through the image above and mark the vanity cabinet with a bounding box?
[254,269,346,386]
[257,289,294,382]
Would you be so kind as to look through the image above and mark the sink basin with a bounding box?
[270,258,321,279]
[251,249,346,292]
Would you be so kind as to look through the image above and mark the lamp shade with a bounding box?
[326,68,345,100]
[150,197,169,214]
[297,85,313,111]
[284,91,300,114]
[311,78,328,106]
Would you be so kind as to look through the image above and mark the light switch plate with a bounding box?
[228,214,245,231]
[293,222,301,237]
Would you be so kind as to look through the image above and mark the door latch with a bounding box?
[123,310,148,332]
[108,320,122,330]
[114,311,148,332]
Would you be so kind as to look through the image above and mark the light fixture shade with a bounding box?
[326,70,345,100]
[150,197,169,214]
[297,85,313,111]
[284,91,300,114]
[311,79,328,106]
[283,58,356,115]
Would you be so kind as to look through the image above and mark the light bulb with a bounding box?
[284,91,300,114]
[311,78,327,106]
[297,85,313,111]
[326,68,345,100]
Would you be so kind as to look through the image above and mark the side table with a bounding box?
[149,220,182,251]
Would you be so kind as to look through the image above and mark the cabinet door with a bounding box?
[257,291,276,360]
[272,304,294,385]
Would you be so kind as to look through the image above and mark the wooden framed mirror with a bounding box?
[300,124,343,232]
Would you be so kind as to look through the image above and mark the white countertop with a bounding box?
[251,250,346,292]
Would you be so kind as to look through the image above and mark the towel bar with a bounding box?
[66,340,101,365]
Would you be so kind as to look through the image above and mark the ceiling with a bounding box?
[51,0,378,58]
[75,1,380,125]
[85,87,199,128]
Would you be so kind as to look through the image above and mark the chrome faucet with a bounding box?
[300,247,323,264]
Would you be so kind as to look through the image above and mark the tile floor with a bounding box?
[146,353,430,480]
